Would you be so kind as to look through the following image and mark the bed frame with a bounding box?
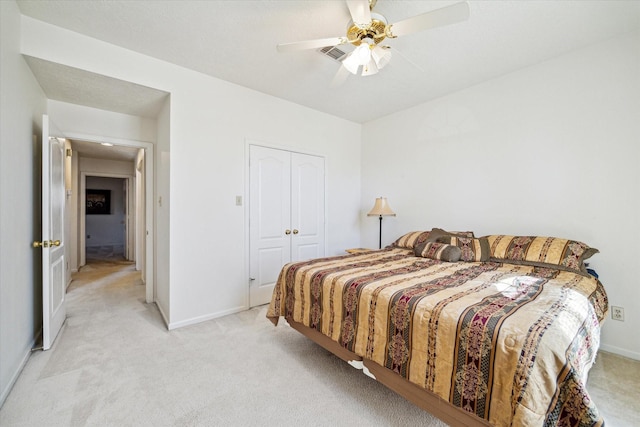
[287,318,491,427]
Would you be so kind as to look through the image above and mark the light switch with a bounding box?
[235,196,242,206]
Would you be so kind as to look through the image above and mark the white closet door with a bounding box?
[291,153,325,262]
[249,146,292,307]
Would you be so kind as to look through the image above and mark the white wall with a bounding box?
[79,157,136,176]
[0,1,47,406]
[361,31,640,360]
[20,15,362,329]
[48,100,157,143]
[155,98,170,321]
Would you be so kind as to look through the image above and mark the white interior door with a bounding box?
[249,146,291,307]
[38,115,66,350]
[291,153,325,262]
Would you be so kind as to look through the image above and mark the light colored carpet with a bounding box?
[85,245,126,262]
[0,260,446,426]
[1,260,638,426]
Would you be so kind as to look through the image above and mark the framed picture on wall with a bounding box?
[86,189,111,215]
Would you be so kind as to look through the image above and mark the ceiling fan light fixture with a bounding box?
[342,40,389,76]
[361,58,379,76]
[277,1,471,81]
[354,43,372,65]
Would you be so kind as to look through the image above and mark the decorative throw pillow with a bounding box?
[414,241,461,262]
[441,236,490,262]
[485,235,599,274]
[392,231,431,249]
[426,227,475,243]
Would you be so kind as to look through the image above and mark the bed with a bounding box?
[267,229,608,427]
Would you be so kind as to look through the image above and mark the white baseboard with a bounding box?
[599,343,640,361]
[167,305,247,330]
[0,334,38,408]
[155,302,169,329]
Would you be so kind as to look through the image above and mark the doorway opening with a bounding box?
[68,135,155,303]
[84,176,130,263]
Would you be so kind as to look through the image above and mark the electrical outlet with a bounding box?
[611,306,624,321]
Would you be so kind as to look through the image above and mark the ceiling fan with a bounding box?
[277,0,470,78]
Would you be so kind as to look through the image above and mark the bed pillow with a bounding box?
[439,236,490,262]
[426,227,475,243]
[414,241,461,262]
[391,231,431,249]
[485,235,598,273]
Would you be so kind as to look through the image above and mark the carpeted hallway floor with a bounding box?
[0,259,638,426]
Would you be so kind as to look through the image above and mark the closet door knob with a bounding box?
[285,229,291,235]
[293,229,299,234]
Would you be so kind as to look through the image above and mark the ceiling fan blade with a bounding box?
[277,36,348,53]
[387,1,469,38]
[330,65,351,88]
[389,46,425,73]
[346,0,372,27]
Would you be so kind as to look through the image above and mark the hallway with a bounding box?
[68,258,145,316]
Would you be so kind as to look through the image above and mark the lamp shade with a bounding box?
[367,197,396,217]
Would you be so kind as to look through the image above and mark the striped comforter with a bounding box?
[267,247,608,427]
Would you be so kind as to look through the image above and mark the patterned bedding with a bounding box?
[267,247,608,427]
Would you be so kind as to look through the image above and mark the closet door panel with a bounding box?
[249,146,291,307]
[291,153,325,262]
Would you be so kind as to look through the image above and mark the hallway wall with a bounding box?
[0,1,47,406]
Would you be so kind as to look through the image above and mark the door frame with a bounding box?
[80,173,134,265]
[244,139,328,308]
[66,132,155,303]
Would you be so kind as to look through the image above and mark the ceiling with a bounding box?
[70,139,140,162]
[24,56,169,119]
[17,0,640,124]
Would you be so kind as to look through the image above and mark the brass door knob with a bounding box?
[33,240,61,248]
[293,229,299,234]
[285,229,291,235]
